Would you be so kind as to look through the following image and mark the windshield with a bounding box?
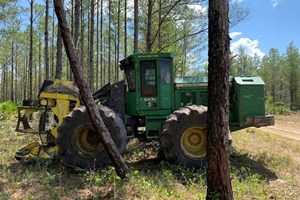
[120,58,135,92]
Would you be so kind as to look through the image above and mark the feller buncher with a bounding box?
[15,52,274,168]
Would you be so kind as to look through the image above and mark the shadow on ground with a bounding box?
[0,141,278,199]
[230,149,278,181]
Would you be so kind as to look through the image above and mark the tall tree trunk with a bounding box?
[146,0,153,53]
[54,0,128,178]
[29,0,34,99]
[100,0,103,86]
[182,34,187,77]
[87,6,90,78]
[45,0,49,80]
[71,0,74,37]
[56,25,63,79]
[5,63,7,101]
[3,64,7,101]
[124,0,127,57]
[69,0,74,81]
[34,50,37,96]
[108,0,111,83]
[158,0,162,50]
[15,45,18,101]
[133,0,138,52]
[23,50,27,100]
[39,38,42,89]
[51,7,55,78]
[74,0,80,50]
[116,0,120,81]
[0,67,2,101]
[80,0,85,68]
[11,42,14,102]
[89,0,95,91]
[114,27,117,82]
[96,0,99,89]
[206,0,233,199]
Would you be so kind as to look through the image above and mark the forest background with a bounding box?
[1,0,299,113]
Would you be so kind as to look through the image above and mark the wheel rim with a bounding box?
[180,126,206,159]
[71,124,104,158]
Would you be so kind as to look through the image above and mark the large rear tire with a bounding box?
[57,105,127,169]
[160,105,208,167]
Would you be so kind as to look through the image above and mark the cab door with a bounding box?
[139,58,173,114]
[139,60,159,111]
[159,58,172,110]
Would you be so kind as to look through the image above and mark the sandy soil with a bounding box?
[260,113,300,141]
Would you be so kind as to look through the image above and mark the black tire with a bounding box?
[56,105,127,169]
[160,105,208,167]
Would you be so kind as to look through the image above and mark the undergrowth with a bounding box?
[0,117,299,199]
[0,101,18,120]
[265,94,289,114]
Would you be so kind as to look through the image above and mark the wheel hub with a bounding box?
[180,126,206,158]
[71,124,104,159]
[187,132,202,146]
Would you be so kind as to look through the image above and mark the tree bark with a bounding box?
[39,38,42,89]
[87,8,90,79]
[100,0,105,86]
[2,63,7,101]
[11,41,14,102]
[29,0,34,99]
[23,50,27,100]
[74,0,80,50]
[116,0,120,81]
[206,0,233,199]
[100,0,103,86]
[96,0,99,89]
[124,0,127,57]
[133,0,138,52]
[146,0,153,53]
[45,0,49,80]
[34,46,37,95]
[15,45,18,101]
[158,0,162,50]
[51,7,55,78]
[89,0,95,91]
[56,25,63,79]
[108,0,111,83]
[53,0,128,178]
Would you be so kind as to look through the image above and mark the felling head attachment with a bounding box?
[15,79,80,160]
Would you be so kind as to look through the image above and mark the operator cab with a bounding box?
[120,53,175,138]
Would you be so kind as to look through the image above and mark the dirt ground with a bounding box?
[1,113,300,199]
[260,113,300,141]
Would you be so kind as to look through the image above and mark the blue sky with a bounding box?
[230,0,300,58]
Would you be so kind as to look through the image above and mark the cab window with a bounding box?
[140,60,157,97]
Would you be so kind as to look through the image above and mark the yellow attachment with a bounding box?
[40,98,56,106]
[15,79,80,160]
[15,141,57,159]
[53,79,76,87]
[180,126,206,158]
[39,81,80,138]
[16,107,40,133]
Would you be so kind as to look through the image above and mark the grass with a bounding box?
[0,115,299,199]
[0,102,18,120]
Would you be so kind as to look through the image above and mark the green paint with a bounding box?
[120,53,269,138]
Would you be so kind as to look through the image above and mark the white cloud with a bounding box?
[230,32,242,39]
[231,37,265,58]
[187,4,207,14]
[271,0,286,8]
